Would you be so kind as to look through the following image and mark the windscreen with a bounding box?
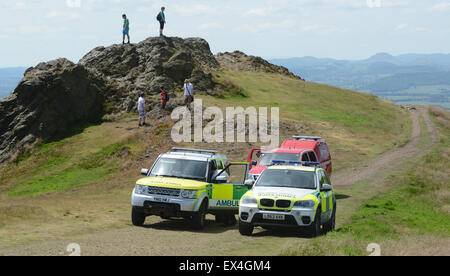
[258,153,301,166]
[150,158,208,181]
[256,169,316,189]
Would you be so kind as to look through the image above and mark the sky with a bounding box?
[1,0,450,67]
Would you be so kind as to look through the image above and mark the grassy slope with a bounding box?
[0,71,413,248]
[206,71,411,170]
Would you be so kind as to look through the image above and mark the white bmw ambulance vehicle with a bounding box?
[239,161,336,237]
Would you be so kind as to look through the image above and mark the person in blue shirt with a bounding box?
[157,7,166,37]
[122,14,130,44]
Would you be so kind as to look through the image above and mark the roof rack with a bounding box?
[292,136,322,141]
[171,148,218,156]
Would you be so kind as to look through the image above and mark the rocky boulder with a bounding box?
[0,58,107,163]
[79,37,219,112]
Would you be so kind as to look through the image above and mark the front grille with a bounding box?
[147,187,181,197]
[260,199,275,207]
[276,200,291,208]
[260,208,291,213]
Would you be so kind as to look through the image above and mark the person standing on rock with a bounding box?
[122,14,130,44]
[157,7,166,37]
[138,93,147,127]
[184,79,194,111]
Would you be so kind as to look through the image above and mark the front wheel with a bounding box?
[323,205,336,233]
[238,220,254,236]
[132,207,146,227]
[304,208,321,238]
[192,202,207,230]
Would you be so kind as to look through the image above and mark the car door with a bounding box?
[318,170,331,221]
[209,162,250,211]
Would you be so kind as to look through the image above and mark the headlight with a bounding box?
[241,196,258,205]
[294,200,315,208]
[181,190,197,199]
[135,184,148,195]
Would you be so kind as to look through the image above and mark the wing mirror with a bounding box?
[252,160,257,166]
[212,170,228,183]
[321,184,332,192]
[141,169,149,176]
[244,179,255,189]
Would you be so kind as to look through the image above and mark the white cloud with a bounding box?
[429,2,450,11]
[236,20,297,33]
[46,11,80,20]
[395,23,408,31]
[67,0,82,8]
[198,23,222,30]
[244,7,278,16]
[415,27,431,32]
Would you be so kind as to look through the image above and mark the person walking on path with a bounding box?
[157,7,166,37]
[184,79,194,111]
[138,93,147,127]
[122,14,130,44]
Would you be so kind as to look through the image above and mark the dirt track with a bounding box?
[0,108,439,256]
[333,107,438,187]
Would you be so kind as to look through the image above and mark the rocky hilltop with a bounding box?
[0,36,301,164]
[216,51,303,80]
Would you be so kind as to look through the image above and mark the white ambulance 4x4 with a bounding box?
[131,148,250,229]
[238,161,336,237]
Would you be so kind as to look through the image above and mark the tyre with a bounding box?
[238,220,254,236]
[223,214,237,226]
[305,207,321,238]
[215,214,225,224]
[132,207,146,227]
[323,205,336,233]
[192,202,207,230]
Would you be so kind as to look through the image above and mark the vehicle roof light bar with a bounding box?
[171,148,218,156]
[270,160,321,167]
[292,136,322,141]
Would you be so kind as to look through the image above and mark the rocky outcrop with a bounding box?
[216,51,303,80]
[0,37,303,164]
[79,37,219,112]
[0,59,107,163]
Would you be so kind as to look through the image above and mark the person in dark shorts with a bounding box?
[122,14,130,44]
[157,7,166,37]
[184,79,194,111]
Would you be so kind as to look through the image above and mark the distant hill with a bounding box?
[0,67,26,99]
[271,53,450,109]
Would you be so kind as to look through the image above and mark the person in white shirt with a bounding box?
[138,93,147,127]
[184,79,194,111]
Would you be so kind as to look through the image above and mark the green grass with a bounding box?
[1,119,144,197]
[339,173,449,240]
[7,167,112,197]
[205,71,411,170]
[7,143,126,197]
[282,109,450,256]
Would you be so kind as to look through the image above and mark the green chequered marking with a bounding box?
[233,184,248,200]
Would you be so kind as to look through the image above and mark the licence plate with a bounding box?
[263,213,285,221]
[153,197,169,203]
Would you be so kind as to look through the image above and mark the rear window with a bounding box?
[259,153,301,166]
[256,169,316,189]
